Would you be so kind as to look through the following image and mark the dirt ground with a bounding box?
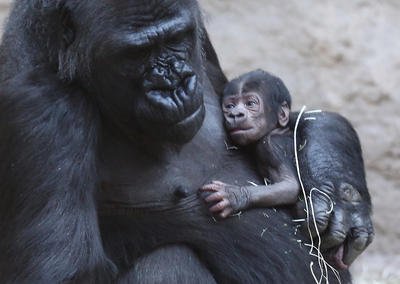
[0,1,399,283]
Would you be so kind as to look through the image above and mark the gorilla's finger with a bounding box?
[308,199,332,237]
[209,200,229,213]
[320,205,349,250]
[219,208,233,218]
[297,193,333,237]
[343,217,374,265]
[343,229,369,266]
[296,182,337,237]
[205,192,224,203]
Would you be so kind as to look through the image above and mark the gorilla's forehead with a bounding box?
[90,0,199,19]
[78,0,200,39]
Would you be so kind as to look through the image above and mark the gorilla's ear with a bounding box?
[201,30,228,96]
[278,101,290,128]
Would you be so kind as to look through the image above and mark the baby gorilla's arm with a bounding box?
[200,174,299,218]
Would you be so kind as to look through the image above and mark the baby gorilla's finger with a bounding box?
[209,200,229,213]
[211,181,226,186]
[219,208,233,218]
[204,192,224,203]
[200,183,221,192]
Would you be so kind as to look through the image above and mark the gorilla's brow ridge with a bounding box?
[124,11,194,47]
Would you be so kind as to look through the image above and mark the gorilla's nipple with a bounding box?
[173,185,190,200]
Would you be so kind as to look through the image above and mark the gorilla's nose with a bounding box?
[144,66,176,90]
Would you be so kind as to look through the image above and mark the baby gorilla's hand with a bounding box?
[200,181,251,218]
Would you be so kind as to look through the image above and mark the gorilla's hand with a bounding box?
[296,182,374,269]
[200,181,251,218]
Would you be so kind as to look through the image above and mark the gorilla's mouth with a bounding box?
[144,74,203,124]
[140,63,205,142]
[145,75,195,102]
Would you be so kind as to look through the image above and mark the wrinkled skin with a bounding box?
[200,181,252,218]
[0,0,372,282]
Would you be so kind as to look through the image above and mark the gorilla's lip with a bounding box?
[174,105,204,127]
[144,75,197,110]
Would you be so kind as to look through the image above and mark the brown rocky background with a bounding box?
[0,1,398,283]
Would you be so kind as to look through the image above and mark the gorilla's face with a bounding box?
[62,0,205,144]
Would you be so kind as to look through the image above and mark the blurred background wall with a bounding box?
[199,1,399,283]
[0,1,399,283]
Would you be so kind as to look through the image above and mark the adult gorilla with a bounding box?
[0,0,373,283]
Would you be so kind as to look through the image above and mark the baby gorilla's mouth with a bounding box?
[227,124,252,135]
[229,127,251,134]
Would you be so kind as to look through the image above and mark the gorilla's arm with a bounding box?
[290,111,374,268]
[0,71,116,282]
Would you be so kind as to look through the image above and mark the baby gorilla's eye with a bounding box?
[245,100,258,107]
[224,103,236,109]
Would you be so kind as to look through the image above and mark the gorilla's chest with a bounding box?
[98,159,203,208]
[97,101,260,215]
[97,132,235,210]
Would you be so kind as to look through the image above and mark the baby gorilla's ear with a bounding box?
[278,101,290,127]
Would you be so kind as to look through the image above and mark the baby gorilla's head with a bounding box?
[222,69,292,146]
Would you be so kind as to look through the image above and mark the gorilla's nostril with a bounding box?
[153,66,166,77]
[145,71,175,91]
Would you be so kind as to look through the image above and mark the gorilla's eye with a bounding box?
[166,25,195,52]
[167,33,185,46]
[165,33,191,54]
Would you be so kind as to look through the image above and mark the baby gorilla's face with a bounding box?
[222,92,271,146]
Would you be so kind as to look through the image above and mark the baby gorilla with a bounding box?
[201,69,299,218]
